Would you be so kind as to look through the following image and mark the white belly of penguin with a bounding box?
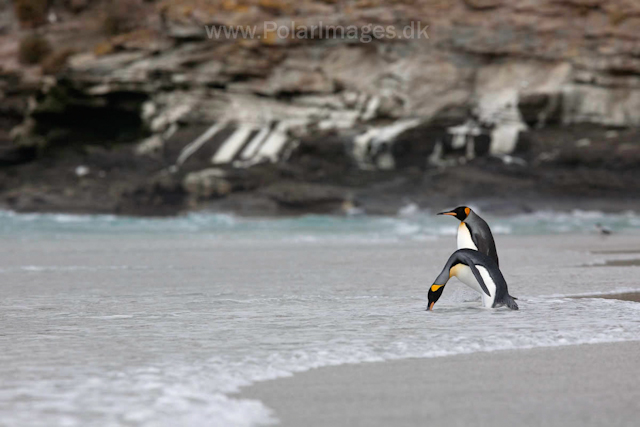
[457,223,477,251]
[453,265,497,308]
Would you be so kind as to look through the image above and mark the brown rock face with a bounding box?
[462,0,503,10]
[183,169,233,199]
[1,0,640,215]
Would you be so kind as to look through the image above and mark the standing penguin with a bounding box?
[438,206,499,267]
[427,249,518,310]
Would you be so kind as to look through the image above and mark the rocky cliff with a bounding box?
[1,0,640,216]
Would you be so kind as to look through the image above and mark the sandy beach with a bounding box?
[240,341,640,427]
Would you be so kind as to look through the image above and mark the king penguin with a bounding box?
[438,206,499,267]
[427,249,518,310]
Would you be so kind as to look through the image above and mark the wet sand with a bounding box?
[594,259,640,267]
[574,292,640,303]
[240,341,640,427]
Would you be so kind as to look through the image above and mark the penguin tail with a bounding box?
[504,294,519,310]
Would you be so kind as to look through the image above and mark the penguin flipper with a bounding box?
[468,223,500,267]
[474,235,499,268]
[467,262,491,297]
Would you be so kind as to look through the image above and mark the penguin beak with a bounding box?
[437,211,456,216]
[428,302,435,311]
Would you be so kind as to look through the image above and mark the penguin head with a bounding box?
[437,206,471,221]
[427,283,446,311]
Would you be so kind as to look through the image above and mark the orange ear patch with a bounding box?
[464,207,470,215]
[449,264,462,278]
[430,284,443,292]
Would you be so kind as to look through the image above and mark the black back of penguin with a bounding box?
[455,249,516,309]
[466,210,499,267]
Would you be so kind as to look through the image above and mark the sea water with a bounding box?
[1,209,639,426]
[0,208,639,240]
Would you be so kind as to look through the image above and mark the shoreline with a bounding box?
[239,340,640,427]
[2,193,640,219]
[3,150,640,218]
[573,291,640,303]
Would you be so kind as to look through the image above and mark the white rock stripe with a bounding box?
[353,119,421,169]
[240,126,271,160]
[176,122,224,166]
[255,123,289,162]
[490,123,524,155]
[353,128,377,169]
[211,125,254,164]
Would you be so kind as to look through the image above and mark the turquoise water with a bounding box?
[1,209,638,239]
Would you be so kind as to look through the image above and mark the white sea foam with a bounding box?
[3,292,640,427]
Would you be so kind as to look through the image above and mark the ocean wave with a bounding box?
[0,209,638,240]
[6,291,639,427]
